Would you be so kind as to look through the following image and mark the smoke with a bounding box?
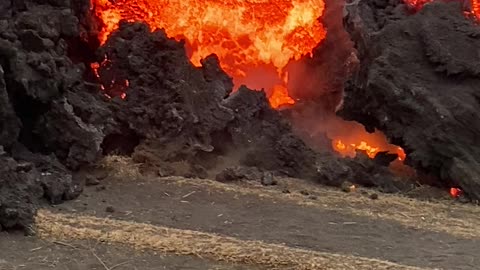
[288,0,354,103]
[285,0,358,151]
[232,63,283,93]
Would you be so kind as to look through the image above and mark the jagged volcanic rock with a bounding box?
[0,0,109,229]
[314,150,416,193]
[0,0,111,168]
[97,22,319,179]
[341,1,480,199]
[222,86,318,178]
[96,22,235,165]
[0,148,82,230]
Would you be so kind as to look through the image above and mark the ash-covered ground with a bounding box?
[0,0,478,231]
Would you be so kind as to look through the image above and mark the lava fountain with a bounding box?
[90,0,411,160]
[91,0,327,108]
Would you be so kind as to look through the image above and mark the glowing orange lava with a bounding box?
[91,0,409,159]
[91,0,326,108]
[333,139,406,160]
[324,117,406,160]
[270,84,295,109]
[450,187,463,198]
[404,0,480,19]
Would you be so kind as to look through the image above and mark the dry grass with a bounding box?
[35,210,434,270]
[98,155,142,179]
[157,176,480,239]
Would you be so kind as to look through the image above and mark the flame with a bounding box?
[404,0,480,19]
[91,0,326,108]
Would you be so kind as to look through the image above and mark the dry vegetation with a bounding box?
[157,176,480,239]
[98,155,142,179]
[36,210,434,270]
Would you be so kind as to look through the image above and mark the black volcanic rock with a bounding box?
[0,0,107,229]
[96,22,235,164]
[314,150,415,193]
[0,65,21,148]
[0,151,82,230]
[222,86,317,178]
[0,0,111,168]
[341,1,480,199]
[98,22,319,179]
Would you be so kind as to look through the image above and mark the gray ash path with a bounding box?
[52,176,480,270]
[0,232,257,270]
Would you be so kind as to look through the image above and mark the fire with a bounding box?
[404,0,480,19]
[91,0,326,108]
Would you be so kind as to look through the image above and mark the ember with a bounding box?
[450,187,463,198]
[91,0,326,108]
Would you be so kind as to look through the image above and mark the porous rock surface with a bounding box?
[341,0,480,199]
[0,0,108,229]
[95,22,319,180]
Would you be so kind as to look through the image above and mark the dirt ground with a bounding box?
[2,168,480,269]
[0,232,255,270]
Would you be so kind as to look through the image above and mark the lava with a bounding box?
[405,0,480,18]
[270,84,295,109]
[91,0,326,107]
[91,56,128,99]
[325,117,407,160]
[91,0,409,160]
[333,139,406,160]
[450,187,463,198]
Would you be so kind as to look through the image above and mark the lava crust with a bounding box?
[342,0,480,199]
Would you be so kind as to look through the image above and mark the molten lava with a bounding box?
[270,84,295,109]
[333,139,406,160]
[91,0,326,107]
[450,187,463,198]
[325,117,406,160]
[405,0,480,19]
[92,0,409,160]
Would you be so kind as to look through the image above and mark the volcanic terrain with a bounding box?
[1,0,480,268]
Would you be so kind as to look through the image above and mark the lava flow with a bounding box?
[334,139,406,160]
[405,0,480,18]
[92,0,408,161]
[322,117,407,161]
[91,0,326,108]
